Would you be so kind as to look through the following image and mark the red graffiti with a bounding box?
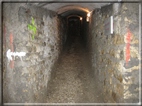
[125,29,132,66]
[9,33,14,69]
[10,33,14,51]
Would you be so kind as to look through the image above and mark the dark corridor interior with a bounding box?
[46,15,103,103]
[64,16,85,52]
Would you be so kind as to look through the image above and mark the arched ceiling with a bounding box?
[60,9,87,17]
[33,1,112,16]
[40,3,110,14]
[32,0,132,15]
[57,4,90,14]
[67,15,82,19]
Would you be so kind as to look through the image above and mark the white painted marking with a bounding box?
[104,16,113,35]
[110,16,113,34]
[6,49,12,61]
[6,49,26,61]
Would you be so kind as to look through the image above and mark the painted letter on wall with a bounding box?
[7,49,26,62]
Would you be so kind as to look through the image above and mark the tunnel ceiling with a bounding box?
[40,3,110,14]
[33,1,112,16]
[60,9,87,17]
[31,0,135,15]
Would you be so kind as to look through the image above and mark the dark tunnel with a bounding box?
[1,2,141,105]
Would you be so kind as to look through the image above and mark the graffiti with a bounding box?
[9,33,14,68]
[125,29,132,66]
[10,33,14,51]
[7,49,26,61]
[8,33,26,68]
[28,17,37,40]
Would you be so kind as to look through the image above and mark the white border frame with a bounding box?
[138,3,141,105]
[3,2,142,106]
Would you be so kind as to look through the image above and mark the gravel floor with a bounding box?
[46,34,104,103]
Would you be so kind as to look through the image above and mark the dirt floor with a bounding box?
[46,27,104,103]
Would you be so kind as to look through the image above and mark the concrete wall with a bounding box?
[3,3,65,102]
[89,3,140,103]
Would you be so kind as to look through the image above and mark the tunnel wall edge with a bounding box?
[2,3,65,102]
[89,3,140,103]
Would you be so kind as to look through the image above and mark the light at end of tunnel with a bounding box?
[86,17,89,22]
[86,11,91,22]
[87,12,91,17]
[80,17,83,21]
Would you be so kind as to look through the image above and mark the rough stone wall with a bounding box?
[58,16,67,51]
[89,3,140,103]
[119,3,140,103]
[3,3,64,102]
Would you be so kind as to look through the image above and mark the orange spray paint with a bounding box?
[125,29,132,66]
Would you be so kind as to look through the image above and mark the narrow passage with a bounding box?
[46,21,103,103]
